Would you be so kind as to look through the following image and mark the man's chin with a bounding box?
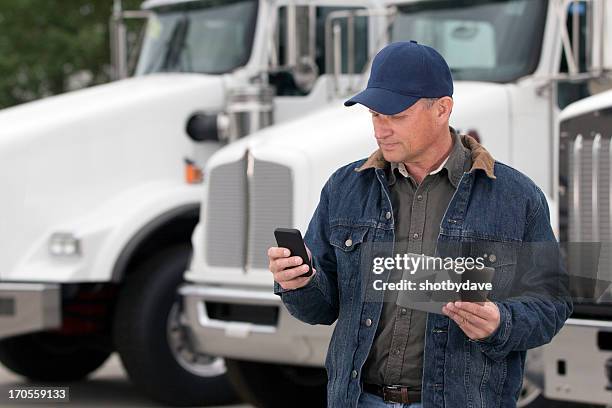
[380,150,403,164]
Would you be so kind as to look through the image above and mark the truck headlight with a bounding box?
[49,233,81,257]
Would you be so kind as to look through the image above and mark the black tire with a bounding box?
[0,332,110,382]
[113,244,238,406]
[225,359,327,408]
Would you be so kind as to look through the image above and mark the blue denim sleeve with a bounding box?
[475,187,573,361]
[272,174,339,326]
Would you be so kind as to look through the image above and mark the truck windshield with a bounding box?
[391,0,548,83]
[136,0,258,75]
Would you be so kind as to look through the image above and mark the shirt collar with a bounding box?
[355,127,496,183]
[391,154,449,178]
[387,130,465,188]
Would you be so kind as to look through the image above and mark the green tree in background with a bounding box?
[0,0,141,109]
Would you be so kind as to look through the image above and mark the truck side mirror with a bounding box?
[110,0,150,80]
[561,0,612,75]
[269,5,318,95]
[293,56,319,93]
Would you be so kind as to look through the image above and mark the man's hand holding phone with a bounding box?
[268,246,315,290]
[269,228,316,290]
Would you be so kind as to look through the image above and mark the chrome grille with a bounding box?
[205,154,293,271]
[247,159,293,270]
[568,134,612,244]
[565,131,612,302]
[205,158,248,267]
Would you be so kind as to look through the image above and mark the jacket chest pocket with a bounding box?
[468,241,518,300]
[329,225,370,286]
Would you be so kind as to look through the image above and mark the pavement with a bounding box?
[0,354,601,408]
[0,353,251,407]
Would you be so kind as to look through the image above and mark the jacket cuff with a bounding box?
[472,301,512,357]
[273,269,319,296]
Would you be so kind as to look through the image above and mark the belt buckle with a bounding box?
[382,385,404,403]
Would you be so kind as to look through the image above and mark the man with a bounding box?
[268,41,572,408]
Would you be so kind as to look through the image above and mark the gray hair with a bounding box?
[422,97,439,109]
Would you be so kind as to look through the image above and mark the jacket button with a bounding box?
[412,233,420,240]
[489,254,497,262]
[385,211,392,220]
[345,239,353,247]
[365,318,372,327]
[351,370,358,378]
[401,308,407,315]
[433,328,447,333]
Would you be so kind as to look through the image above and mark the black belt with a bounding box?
[362,383,421,404]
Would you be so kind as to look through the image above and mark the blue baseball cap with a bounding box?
[344,41,453,115]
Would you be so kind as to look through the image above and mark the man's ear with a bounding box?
[436,96,453,121]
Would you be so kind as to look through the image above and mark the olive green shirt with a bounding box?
[362,128,472,388]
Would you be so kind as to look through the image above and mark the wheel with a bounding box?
[113,244,238,406]
[225,359,327,408]
[0,332,110,381]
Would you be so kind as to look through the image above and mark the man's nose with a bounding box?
[373,120,392,139]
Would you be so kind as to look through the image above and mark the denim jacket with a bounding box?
[274,134,573,408]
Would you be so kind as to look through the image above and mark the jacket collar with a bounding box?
[354,127,496,180]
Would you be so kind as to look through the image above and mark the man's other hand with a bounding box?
[442,301,501,341]
[268,246,315,290]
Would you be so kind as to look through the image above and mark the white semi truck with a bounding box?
[181,0,612,406]
[545,88,612,407]
[0,0,384,405]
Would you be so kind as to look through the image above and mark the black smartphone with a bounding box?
[274,228,313,277]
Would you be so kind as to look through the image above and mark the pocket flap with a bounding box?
[330,225,369,252]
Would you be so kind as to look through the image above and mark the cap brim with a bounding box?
[344,88,420,115]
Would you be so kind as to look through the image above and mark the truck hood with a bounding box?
[208,80,511,179]
[0,73,225,278]
[0,73,224,142]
